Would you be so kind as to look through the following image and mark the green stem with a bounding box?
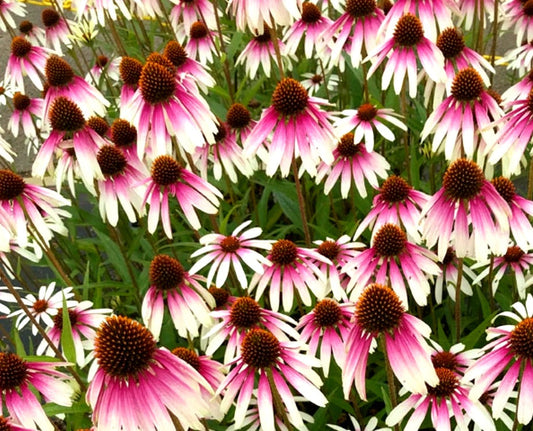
[400,86,412,183]
[270,24,285,80]
[455,257,465,342]
[292,159,311,247]
[379,336,399,431]
[266,368,294,431]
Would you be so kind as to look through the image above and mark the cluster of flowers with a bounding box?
[0,0,533,429]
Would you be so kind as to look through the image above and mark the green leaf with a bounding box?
[12,326,26,357]
[462,311,496,348]
[94,229,132,283]
[60,294,77,364]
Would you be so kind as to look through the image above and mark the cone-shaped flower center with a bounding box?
[97,145,127,177]
[491,176,516,204]
[270,239,298,265]
[346,0,376,17]
[431,351,459,371]
[139,62,176,104]
[241,329,281,368]
[504,246,525,263]
[172,347,200,370]
[337,133,360,158]
[442,247,455,266]
[527,90,533,114]
[49,97,85,132]
[311,74,323,84]
[0,353,27,390]
[302,2,322,22]
[254,27,272,43]
[87,116,109,137]
[208,286,230,307]
[190,21,208,39]
[487,88,502,106]
[373,223,407,257]
[220,235,241,253]
[382,0,393,14]
[119,56,143,86]
[443,159,484,200]
[19,20,34,34]
[314,299,342,327]
[53,308,78,330]
[0,170,25,201]
[95,55,108,68]
[149,254,185,290]
[226,103,252,129]
[317,240,340,261]
[95,315,156,378]
[451,68,484,101]
[272,78,308,117]
[437,28,465,59]
[380,175,411,203]
[230,297,261,328]
[10,36,32,58]
[111,119,137,148]
[393,14,424,46]
[356,283,404,333]
[523,0,533,16]
[145,52,176,74]
[151,155,182,186]
[0,415,15,430]
[357,103,378,121]
[214,121,227,142]
[428,367,459,397]
[46,55,74,87]
[42,8,60,27]
[33,298,48,313]
[13,92,30,111]
[511,317,533,358]
[164,41,188,68]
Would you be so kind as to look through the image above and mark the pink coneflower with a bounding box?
[248,239,331,312]
[33,96,104,193]
[297,298,354,376]
[434,247,476,304]
[421,159,511,261]
[457,0,495,31]
[502,69,533,105]
[301,71,339,96]
[8,93,43,138]
[4,36,51,92]
[193,120,255,182]
[283,2,332,58]
[244,77,336,177]
[366,14,446,98]
[189,220,272,289]
[488,89,533,175]
[217,328,327,431]
[313,235,364,300]
[491,177,533,251]
[0,169,70,248]
[386,366,495,430]
[344,223,440,306]
[354,175,428,242]
[85,55,121,87]
[184,21,218,65]
[172,347,225,420]
[334,103,407,152]
[8,282,76,336]
[141,254,215,340]
[236,27,294,79]
[473,246,533,298]
[43,55,109,119]
[163,40,215,92]
[497,40,533,77]
[169,0,216,33]
[0,0,26,32]
[226,102,256,145]
[118,56,143,108]
[343,284,438,400]
[0,416,38,431]
[0,352,73,431]
[140,155,221,237]
[463,294,533,426]
[36,300,112,366]
[18,20,46,46]
[422,68,503,161]
[430,341,482,377]
[41,8,71,55]
[87,316,211,430]
[95,144,147,226]
[121,56,218,157]
[227,0,302,34]
[320,0,384,70]
[204,296,299,364]
[501,0,533,45]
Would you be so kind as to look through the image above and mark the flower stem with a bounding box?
[210,0,235,101]
[486,255,496,311]
[379,335,399,431]
[266,367,293,430]
[455,257,464,342]
[400,86,412,183]
[270,24,285,80]
[292,159,311,247]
